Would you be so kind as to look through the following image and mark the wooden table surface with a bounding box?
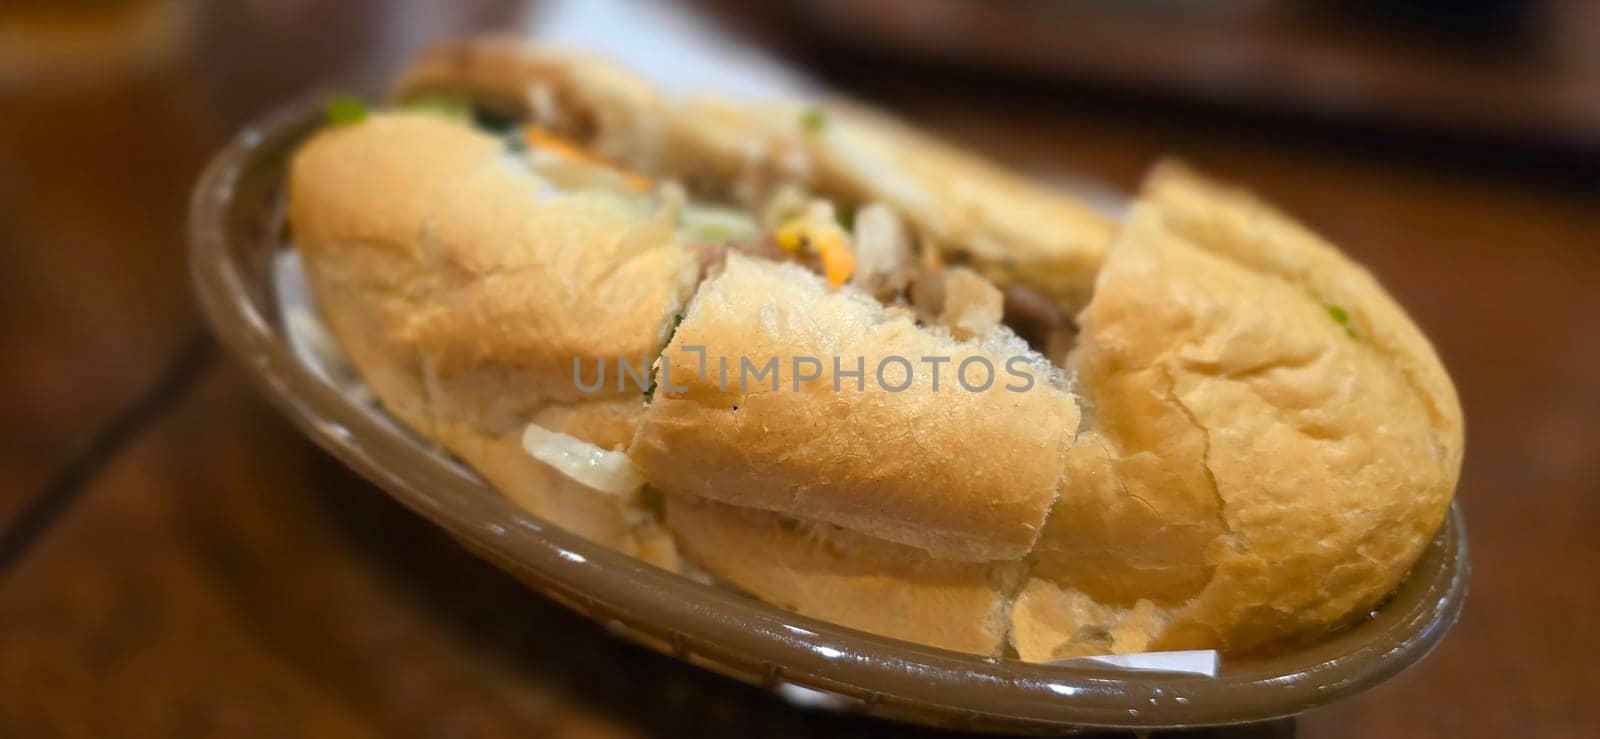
[2,3,1596,738]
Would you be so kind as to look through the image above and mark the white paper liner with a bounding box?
[272,248,355,392]
[1051,649,1220,677]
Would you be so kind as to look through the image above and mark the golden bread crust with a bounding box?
[290,113,699,423]
[288,113,693,563]
[1141,161,1463,472]
[630,254,1079,562]
[1014,170,1462,656]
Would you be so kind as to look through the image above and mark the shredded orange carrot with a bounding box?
[775,218,856,287]
[815,232,856,287]
[521,125,652,192]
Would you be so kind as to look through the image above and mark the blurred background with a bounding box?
[1,1,1595,737]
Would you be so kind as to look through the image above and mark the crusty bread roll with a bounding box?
[1011,165,1463,659]
[287,38,1462,661]
[288,113,697,564]
[289,113,699,416]
[630,254,1079,562]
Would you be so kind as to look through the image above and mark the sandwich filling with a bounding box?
[300,76,1458,661]
[384,94,1067,362]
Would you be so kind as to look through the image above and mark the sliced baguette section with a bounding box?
[290,113,700,425]
[1014,168,1462,658]
[288,113,697,562]
[630,254,1080,562]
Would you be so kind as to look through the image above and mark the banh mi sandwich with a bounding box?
[286,37,1462,660]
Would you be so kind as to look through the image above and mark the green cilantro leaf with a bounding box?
[325,93,369,126]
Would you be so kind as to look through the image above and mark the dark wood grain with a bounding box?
[792,0,1600,155]
[0,2,1595,737]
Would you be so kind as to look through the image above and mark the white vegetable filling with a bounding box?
[521,423,644,496]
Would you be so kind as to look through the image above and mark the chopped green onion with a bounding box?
[1325,303,1358,339]
[800,106,828,133]
[682,205,759,243]
[836,206,856,231]
[325,94,369,126]
[697,224,732,242]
